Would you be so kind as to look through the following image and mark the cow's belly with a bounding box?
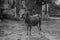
[30,20,39,26]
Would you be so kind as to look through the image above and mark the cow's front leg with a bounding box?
[27,25,28,35]
[29,25,32,35]
[37,24,41,34]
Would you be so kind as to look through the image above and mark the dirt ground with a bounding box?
[0,19,60,40]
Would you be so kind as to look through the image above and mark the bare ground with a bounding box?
[0,19,60,40]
